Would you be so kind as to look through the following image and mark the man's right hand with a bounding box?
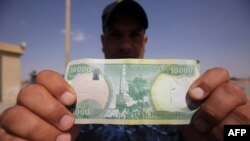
[0,70,81,141]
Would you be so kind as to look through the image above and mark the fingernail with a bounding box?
[190,87,205,100]
[193,118,208,132]
[60,114,74,131]
[61,91,75,105]
[56,133,71,141]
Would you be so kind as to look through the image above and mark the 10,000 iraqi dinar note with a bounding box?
[65,59,200,125]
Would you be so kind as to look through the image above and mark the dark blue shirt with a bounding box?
[76,125,185,141]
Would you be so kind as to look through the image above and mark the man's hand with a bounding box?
[182,67,250,141]
[0,70,81,141]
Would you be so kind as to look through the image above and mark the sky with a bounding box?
[0,0,250,81]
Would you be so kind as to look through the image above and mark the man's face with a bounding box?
[101,17,147,59]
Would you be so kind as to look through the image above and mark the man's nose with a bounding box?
[119,35,132,53]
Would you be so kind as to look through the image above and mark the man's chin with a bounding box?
[114,55,138,59]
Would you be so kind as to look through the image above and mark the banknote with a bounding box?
[65,59,200,125]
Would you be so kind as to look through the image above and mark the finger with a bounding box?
[191,83,247,133]
[220,101,250,124]
[17,84,75,131]
[210,123,224,141]
[36,70,76,106]
[209,101,250,141]
[180,125,217,141]
[186,67,230,110]
[180,125,204,141]
[0,128,28,141]
[70,125,82,140]
[0,106,71,141]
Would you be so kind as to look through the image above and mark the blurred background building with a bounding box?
[0,42,25,113]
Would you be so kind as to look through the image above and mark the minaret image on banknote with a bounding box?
[116,64,128,112]
[103,64,129,118]
[116,65,140,115]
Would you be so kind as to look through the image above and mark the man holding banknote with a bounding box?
[0,0,249,141]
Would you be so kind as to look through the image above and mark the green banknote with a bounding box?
[65,59,200,125]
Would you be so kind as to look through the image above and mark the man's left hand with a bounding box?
[182,67,250,141]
